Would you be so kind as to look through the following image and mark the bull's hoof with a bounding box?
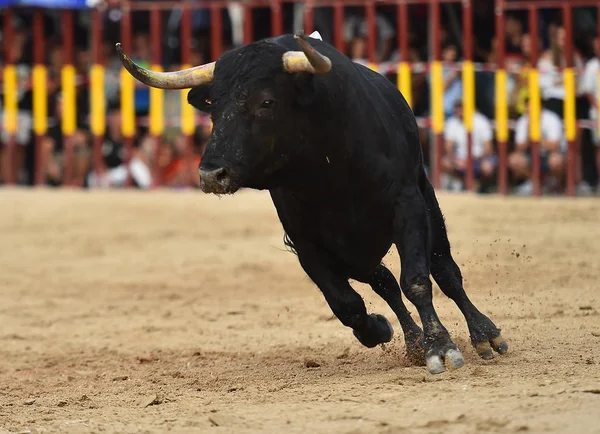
[425,338,465,374]
[353,314,394,348]
[467,313,509,360]
[474,334,509,360]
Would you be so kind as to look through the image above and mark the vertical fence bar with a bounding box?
[90,8,106,187]
[366,0,377,70]
[120,4,135,187]
[32,9,47,187]
[2,10,17,184]
[528,6,542,196]
[430,0,444,190]
[303,1,314,34]
[61,9,76,187]
[181,5,196,187]
[150,8,164,188]
[495,0,509,195]
[562,3,576,197]
[333,0,345,53]
[243,3,253,45]
[271,0,283,37]
[397,0,412,107]
[211,3,223,59]
[462,0,475,191]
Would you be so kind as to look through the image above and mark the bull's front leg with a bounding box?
[296,244,394,348]
[366,264,425,365]
[394,186,465,374]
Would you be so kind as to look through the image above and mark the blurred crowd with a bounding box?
[0,1,600,195]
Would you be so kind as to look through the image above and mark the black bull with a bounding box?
[117,32,508,374]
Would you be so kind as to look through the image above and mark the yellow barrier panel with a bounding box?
[149,65,164,136]
[120,68,136,138]
[462,61,475,132]
[3,65,18,133]
[528,69,541,142]
[398,62,412,108]
[90,64,106,136]
[495,69,508,142]
[563,68,576,141]
[180,64,196,135]
[32,65,48,135]
[431,61,444,134]
[61,65,77,135]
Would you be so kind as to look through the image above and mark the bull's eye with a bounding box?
[260,100,275,109]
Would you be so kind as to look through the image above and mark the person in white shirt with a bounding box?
[537,25,594,195]
[581,37,599,129]
[537,25,586,118]
[508,97,566,194]
[442,100,497,191]
[580,36,600,191]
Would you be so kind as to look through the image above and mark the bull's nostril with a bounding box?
[215,168,228,183]
[198,166,232,193]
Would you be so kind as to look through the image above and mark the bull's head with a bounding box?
[116,32,332,194]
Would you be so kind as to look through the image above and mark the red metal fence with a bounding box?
[1,0,600,195]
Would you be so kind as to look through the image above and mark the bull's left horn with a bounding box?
[116,43,215,89]
[282,31,332,75]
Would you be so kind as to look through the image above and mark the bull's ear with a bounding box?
[293,74,317,107]
[187,84,213,113]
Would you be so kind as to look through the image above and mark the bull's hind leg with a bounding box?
[394,186,464,374]
[367,264,425,365]
[297,245,394,348]
[421,179,509,360]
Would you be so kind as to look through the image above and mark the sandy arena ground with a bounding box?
[0,188,599,433]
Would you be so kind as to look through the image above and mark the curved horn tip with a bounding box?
[115,42,126,58]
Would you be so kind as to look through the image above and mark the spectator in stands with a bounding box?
[0,17,33,184]
[504,14,525,56]
[473,0,496,63]
[441,40,463,120]
[159,135,200,188]
[539,24,595,194]
[41,91,91,187]
[580,34,600,193]
[508,97,567,195]
[86,107,152,189]
[538,25,586,119]
[442,100,497,192]
[343,7,395,62]
[509,33,532,119]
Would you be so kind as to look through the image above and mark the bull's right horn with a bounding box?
[282,31,332,75]
[116,43,215,89]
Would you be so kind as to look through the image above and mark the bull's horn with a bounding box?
[116,42,215,89]
[282,31,332,74]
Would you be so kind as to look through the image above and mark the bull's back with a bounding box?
[352,63,422,160]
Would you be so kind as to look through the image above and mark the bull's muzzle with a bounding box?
[198,166,235,194]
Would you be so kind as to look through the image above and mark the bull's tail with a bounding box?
[283,233,298,256]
